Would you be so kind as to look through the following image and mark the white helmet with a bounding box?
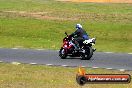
[76,24,82,29]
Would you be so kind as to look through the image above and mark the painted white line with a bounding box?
[46,64,53,66]
[106,68,113,70]
[11,62,21,65]
[62,65,68,67]
[128,53,132,55]
[92,67,99,69]
[104,52,113,54]
[12,48,18,49]
[81,66,86,68]
[30,63,37,65]
[0,61,3,63]
[119,69,125,71]
[36,49,44,51]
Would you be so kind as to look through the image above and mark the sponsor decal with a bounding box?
[76,66,131,85]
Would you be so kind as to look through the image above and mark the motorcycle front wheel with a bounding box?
[59,48,67,59]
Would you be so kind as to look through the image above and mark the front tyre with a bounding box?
[59,48,67,59]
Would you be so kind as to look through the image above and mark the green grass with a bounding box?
[0,63,131,88]
[0,0,132,52]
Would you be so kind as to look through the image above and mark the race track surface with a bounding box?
[0,48,132,70]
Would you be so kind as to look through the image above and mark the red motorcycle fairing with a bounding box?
[62,37,74,54]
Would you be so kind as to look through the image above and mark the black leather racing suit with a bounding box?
[69,28,89,48]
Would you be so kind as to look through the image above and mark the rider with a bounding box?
[69,24,89,50]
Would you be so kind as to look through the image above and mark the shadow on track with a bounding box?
[60,56,95,60]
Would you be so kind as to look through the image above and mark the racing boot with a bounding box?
[79,49,85,53]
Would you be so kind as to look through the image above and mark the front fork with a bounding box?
[63,45,68,54]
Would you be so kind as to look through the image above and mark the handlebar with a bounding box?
[65,32,69,37]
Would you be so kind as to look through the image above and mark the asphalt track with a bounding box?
[0,48,132,71]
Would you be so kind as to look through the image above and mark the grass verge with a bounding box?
[0,0,132,52]
[0,63,131,88]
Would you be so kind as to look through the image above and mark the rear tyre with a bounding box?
[86,47,93,60]
[59,48,67,59]
[81,47,93,60]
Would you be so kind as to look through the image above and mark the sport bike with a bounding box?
[59,32,96,60]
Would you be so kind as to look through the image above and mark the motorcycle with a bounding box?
[59,32,96,60]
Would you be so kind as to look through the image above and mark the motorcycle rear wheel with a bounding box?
[81,47,93,60]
